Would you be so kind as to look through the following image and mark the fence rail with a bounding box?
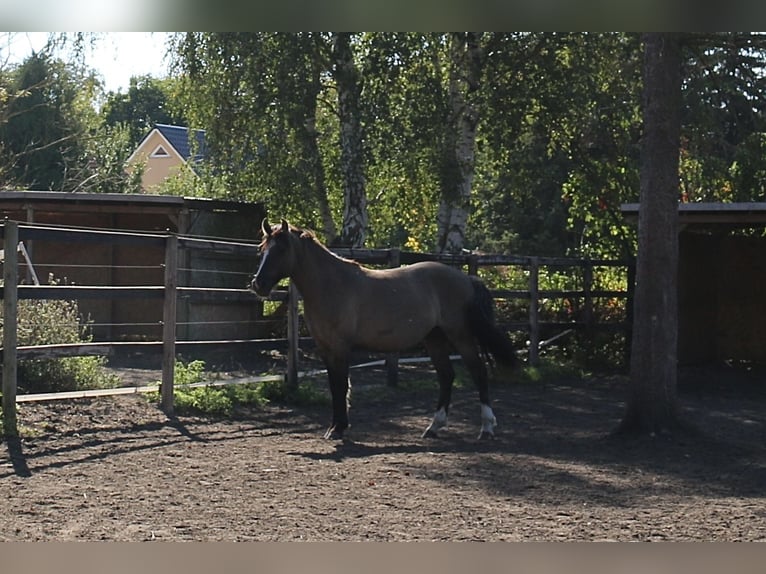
[0,219,633,437]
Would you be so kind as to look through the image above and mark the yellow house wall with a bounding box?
[125,131,186,192]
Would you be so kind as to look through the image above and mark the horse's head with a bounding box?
[251,218,297,297]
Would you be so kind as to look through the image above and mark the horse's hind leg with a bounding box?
[451,334,497,440]
[422,328,455,438]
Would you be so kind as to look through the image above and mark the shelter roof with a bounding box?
[0,190,262,216]
[621,202,766,230]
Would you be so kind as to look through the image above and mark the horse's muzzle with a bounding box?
[250,276,273,298]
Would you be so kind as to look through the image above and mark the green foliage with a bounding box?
[681,33,766,202]
[168,32,766,259]
[69,122,144,194]
[101,75,186,148]
[0,52,95,190]
[257,377,329,406]
[157,359,328,417]
[1,277,120,393]
[171,33,333,228]
[516,357,588,384]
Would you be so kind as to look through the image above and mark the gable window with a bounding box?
[151,144,171,158]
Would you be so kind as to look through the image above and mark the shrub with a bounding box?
[154,359,327,417]
[0,275,119,393]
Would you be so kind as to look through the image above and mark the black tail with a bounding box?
[467,276,518,367]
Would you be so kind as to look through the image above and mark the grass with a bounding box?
[142,355,591,419]
[146,359,330,417]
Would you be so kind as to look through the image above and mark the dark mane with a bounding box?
[262,222,360,267]
[259,222,317,253]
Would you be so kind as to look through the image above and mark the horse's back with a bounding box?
[366,260,474,322]
[366,260,473,301]
[324,260,472,352]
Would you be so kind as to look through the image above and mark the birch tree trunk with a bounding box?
[437,32,484,254]
[332,32,367,247]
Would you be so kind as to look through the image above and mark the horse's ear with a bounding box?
[280,219,289,233]
[262,218,272,236]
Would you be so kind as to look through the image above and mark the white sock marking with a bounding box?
[480,403,497,436]
[424,407,448,436]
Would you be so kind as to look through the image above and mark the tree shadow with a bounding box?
[4,436,31,478]
[283,374,766,504]
[0,412,216,479]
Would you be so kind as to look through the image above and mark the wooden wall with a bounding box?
[679,231,766,364]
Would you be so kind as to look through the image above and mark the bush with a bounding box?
[154,359,328,417]
[0,276,119,393]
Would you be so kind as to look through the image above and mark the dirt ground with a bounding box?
[2,361,766,541]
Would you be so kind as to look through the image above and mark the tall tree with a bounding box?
[473,33,642,258]
[681,33,766,202]
[437,32,485,254]
[617,33,684,436]
[101,75,185,148]
[359,33,447,250]
[0,53,93,190]
[172,33,336,240]
[332,33,367,247]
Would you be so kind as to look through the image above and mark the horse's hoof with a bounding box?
[477,430,495,441]
[323,427,344,440]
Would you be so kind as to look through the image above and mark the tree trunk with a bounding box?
[617,33,684,436]
[302,114,337,242]
[301,34,336,242]
[437,32,483,254]
[332,32,367,247]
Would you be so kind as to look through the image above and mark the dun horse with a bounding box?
[251,219,517,440]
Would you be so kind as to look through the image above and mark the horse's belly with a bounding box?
[355,319,432,352]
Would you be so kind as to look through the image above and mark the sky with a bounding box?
[5,32,172,93]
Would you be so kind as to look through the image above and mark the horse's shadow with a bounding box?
[289,433,505,463]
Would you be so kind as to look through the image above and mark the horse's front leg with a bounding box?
[323,356,350,440]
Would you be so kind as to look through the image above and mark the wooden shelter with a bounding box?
[0,191,265,345]
[622,202,766,365]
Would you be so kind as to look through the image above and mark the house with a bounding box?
[125,124,207,192]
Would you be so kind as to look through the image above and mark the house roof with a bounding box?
[154,124,207,163]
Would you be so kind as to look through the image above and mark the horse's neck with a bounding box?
[290,239,358,304]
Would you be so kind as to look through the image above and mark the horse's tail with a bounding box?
[467,276,518,368]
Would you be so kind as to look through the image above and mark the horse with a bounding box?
[250,218,517,440]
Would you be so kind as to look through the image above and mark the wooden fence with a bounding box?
[0,220,633,437]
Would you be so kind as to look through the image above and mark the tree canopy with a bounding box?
[2,32,766,257]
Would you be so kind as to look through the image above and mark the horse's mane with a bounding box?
[259,222,315,252]
[260,222,360,266]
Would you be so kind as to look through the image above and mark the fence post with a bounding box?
[161,234,178,415]
[582,260,594,364]
[2,220,18,437]
[286,281,300,390]
[467,253,479,277]
[385,248,401,387]
[528,257,540,366]
[624,258,637,369]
